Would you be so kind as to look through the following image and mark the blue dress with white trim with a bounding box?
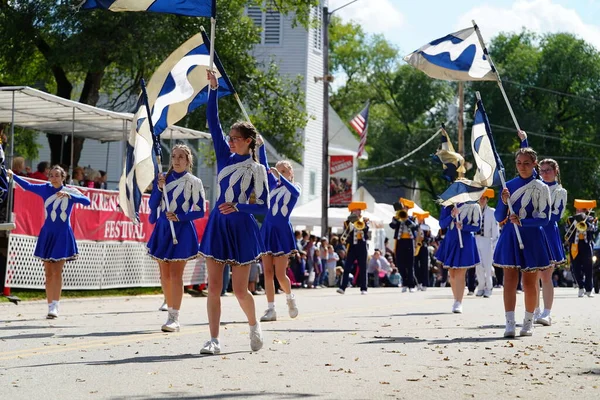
[493,175,552,271]
[439,203,481,269]
[258,145,301,257]
[13,175,91,262]
[198,87,269,266]
[543,181,567,265]
[147,170,205,261]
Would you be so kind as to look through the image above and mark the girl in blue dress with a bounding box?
[533,158,566,327]
[439,202,481,314]
[258,144,300,322]
[199,71,268,355]
[147,144,205,333]
[9,166,91,319]
[493,146,551,338]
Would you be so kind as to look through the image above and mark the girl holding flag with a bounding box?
[438,203,481,313]
[493,145,551,338]
[7,166,91,319]
[146,144,205,333]
[198,70,268,355]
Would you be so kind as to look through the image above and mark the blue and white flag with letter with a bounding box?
[118,30,234,222]
[404,27,496,81]
[80,0,216,17]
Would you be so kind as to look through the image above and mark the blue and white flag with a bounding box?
[118,30,235,222]
[80,0,216,18]
[438,178,485,206]
[118,97,157,222]
[147,30,234,136]
[471,97,504,187]
[438,95,504,206]
[404,27,496,81]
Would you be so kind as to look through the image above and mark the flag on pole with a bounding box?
[80,0,216,17]
[404,27,496,81]
[118,30,235,222]
[350,101,370,157]
[471,96,504,187]
[438,95,503,206]
[146,30,234,136]
[432,128,466,182]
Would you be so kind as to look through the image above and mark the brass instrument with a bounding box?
[396,209,408,221]
[341,214,368,243]
[565,211,595,241]
[340,213,359,243]
[414,228,424,256]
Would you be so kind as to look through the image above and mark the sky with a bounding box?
[328,0,600,55]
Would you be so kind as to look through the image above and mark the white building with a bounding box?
[246,2,326,205]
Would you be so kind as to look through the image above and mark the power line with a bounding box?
[503,79,600,105]
[490,123,600,148]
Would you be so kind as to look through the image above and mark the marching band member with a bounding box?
[198,71,269,355]
[336,201,369,295]
[147,144,205,333]
[493,147,551,338]
[390,198,419,292]
[439,202,481,313]
[8,166,91,319]
[258,143,300,322]
[566,199,597,298]
[474,189,500,298]
[413,211,433,290]
[533,159,567,325]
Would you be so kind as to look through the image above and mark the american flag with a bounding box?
[350,101,370,157]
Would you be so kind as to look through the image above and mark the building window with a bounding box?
[247,5,282,45]
[312,6,322,51]
[309,171,316,195]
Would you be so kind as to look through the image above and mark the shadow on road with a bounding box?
[427,336,508,344]
[358,336,426,345]
[0,332,55,340]
[56,330,157,339]
[110,391,318,399]
[81,310,158,316]
[267,329,366,334]
[0,324,75,330]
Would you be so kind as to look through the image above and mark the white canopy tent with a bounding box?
[0,86,211,142]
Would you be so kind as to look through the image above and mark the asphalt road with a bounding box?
[1,287,599,400]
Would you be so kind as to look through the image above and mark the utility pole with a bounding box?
[320,0,359,238]
[457,82,465,177]
[321,4,330,239]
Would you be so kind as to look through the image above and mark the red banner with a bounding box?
[329,155,354,207]
[12,179,209,243]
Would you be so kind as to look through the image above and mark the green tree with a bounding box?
[329,17,454,216]
[0,0,317,166]
[471,31,600,204]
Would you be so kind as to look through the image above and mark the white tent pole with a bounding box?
[105,141,110,186]
[9,91,15,168]
[70,107,75,184]
[60,134,65,168]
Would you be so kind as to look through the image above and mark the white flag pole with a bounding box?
[456,215,464,249]
[472,20,521,132]
[209,17,216,72]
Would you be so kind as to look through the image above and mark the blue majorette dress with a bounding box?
[198,87,269,266]
[438,203,481,269]
[146,170,205,261]
[258,145,301,257]
[493,175,552,271]
[13,175,91,262]
[544,181,567,265]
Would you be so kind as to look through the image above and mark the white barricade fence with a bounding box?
[3,180,208,290]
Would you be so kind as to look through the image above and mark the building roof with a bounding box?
[0,86,211,142]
